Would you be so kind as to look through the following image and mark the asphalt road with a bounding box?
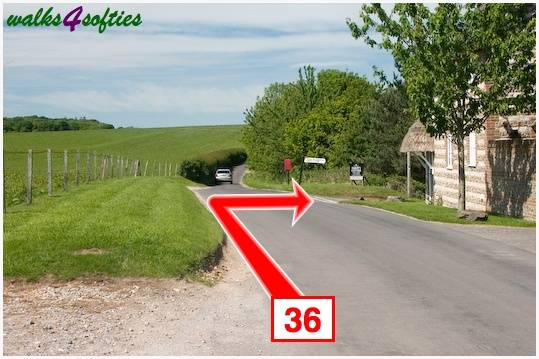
[198,168,535,355]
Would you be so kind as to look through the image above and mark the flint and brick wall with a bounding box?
[485,116,536,219]
[432,130,488,211]
[431,116,536,220]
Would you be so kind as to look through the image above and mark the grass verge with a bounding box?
[4,177,223,281]
[347,198,535,227]
[242,171,402,199]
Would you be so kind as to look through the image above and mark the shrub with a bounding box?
[180,148,247,185]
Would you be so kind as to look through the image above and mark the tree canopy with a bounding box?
[347,3,535,139]
[347,3,536,211]
[3,115,114,132]
[242,67,413,177]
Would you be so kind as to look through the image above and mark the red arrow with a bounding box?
[207,179,314,298]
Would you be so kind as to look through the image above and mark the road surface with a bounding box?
[196,167,535,355]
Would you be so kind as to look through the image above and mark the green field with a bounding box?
[4,125,242,163]
[3,125,243,205]
[4,177,223,280]
[3,125,243,280]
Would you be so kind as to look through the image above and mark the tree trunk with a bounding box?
[457,137,466,212]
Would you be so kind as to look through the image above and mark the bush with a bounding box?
[180,148,247,185]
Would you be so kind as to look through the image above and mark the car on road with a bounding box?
[215,168,233,184]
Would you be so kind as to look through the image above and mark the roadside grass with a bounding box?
[4,177,223,281]
[242,171,403,199]
[3,125,243,205]
[347,198,536,227]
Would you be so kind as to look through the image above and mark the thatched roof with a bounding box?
[400,120,434,153]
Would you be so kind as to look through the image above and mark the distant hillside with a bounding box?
[3,116,114,132]
[3,124,243,205]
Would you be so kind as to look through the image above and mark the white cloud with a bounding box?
[14,83,265,115]
[3,3,369,70]
[4,29,366,69]
[3,3,393,126]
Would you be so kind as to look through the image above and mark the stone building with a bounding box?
[400,115,536,220]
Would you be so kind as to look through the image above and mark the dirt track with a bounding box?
[4,242,279,355]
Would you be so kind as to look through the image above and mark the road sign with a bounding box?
[304,157,326,164]
[349,163,364,181]
[207,180,335,342]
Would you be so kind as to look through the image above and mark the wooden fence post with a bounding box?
[175,163,178,177]
[144,160,148,176]
[120,157,124,177]
[63,150,68,191]
[47,149,53,196]
[101,156,107,180]
[3,159,5,209]
[158,162,161,176]
[169,163,172,176]
[93,151,97,181]
[86,152,91,182]
[26,149,33,204]
[2,161,7,211]
[75,150,80,186]
[110,155,114,178]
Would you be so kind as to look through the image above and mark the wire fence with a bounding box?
[3,149,181,207]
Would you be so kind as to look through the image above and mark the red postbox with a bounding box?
[284,159,292,172]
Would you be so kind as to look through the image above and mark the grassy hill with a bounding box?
[4,124,244,280]
[3,125,243,205]
[4,125,243,170]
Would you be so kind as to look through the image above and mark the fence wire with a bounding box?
[3,150,179,207]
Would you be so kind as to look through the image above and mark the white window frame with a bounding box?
[446,133,453,169]
[468,131,477,168]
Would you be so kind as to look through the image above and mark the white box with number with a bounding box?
[271,296,335,342]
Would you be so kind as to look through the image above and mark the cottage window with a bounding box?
[446,134,453,169]
[468,132,477,167]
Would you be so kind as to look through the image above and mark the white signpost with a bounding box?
[299,156,326,184]
[304,157,326,165]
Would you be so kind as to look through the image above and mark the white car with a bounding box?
[215,168,233,184]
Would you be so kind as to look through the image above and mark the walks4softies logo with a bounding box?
[6,6,142,33]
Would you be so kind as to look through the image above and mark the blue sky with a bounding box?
[4,3,395,128]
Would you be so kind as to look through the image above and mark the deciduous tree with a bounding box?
[347,3,536,211]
